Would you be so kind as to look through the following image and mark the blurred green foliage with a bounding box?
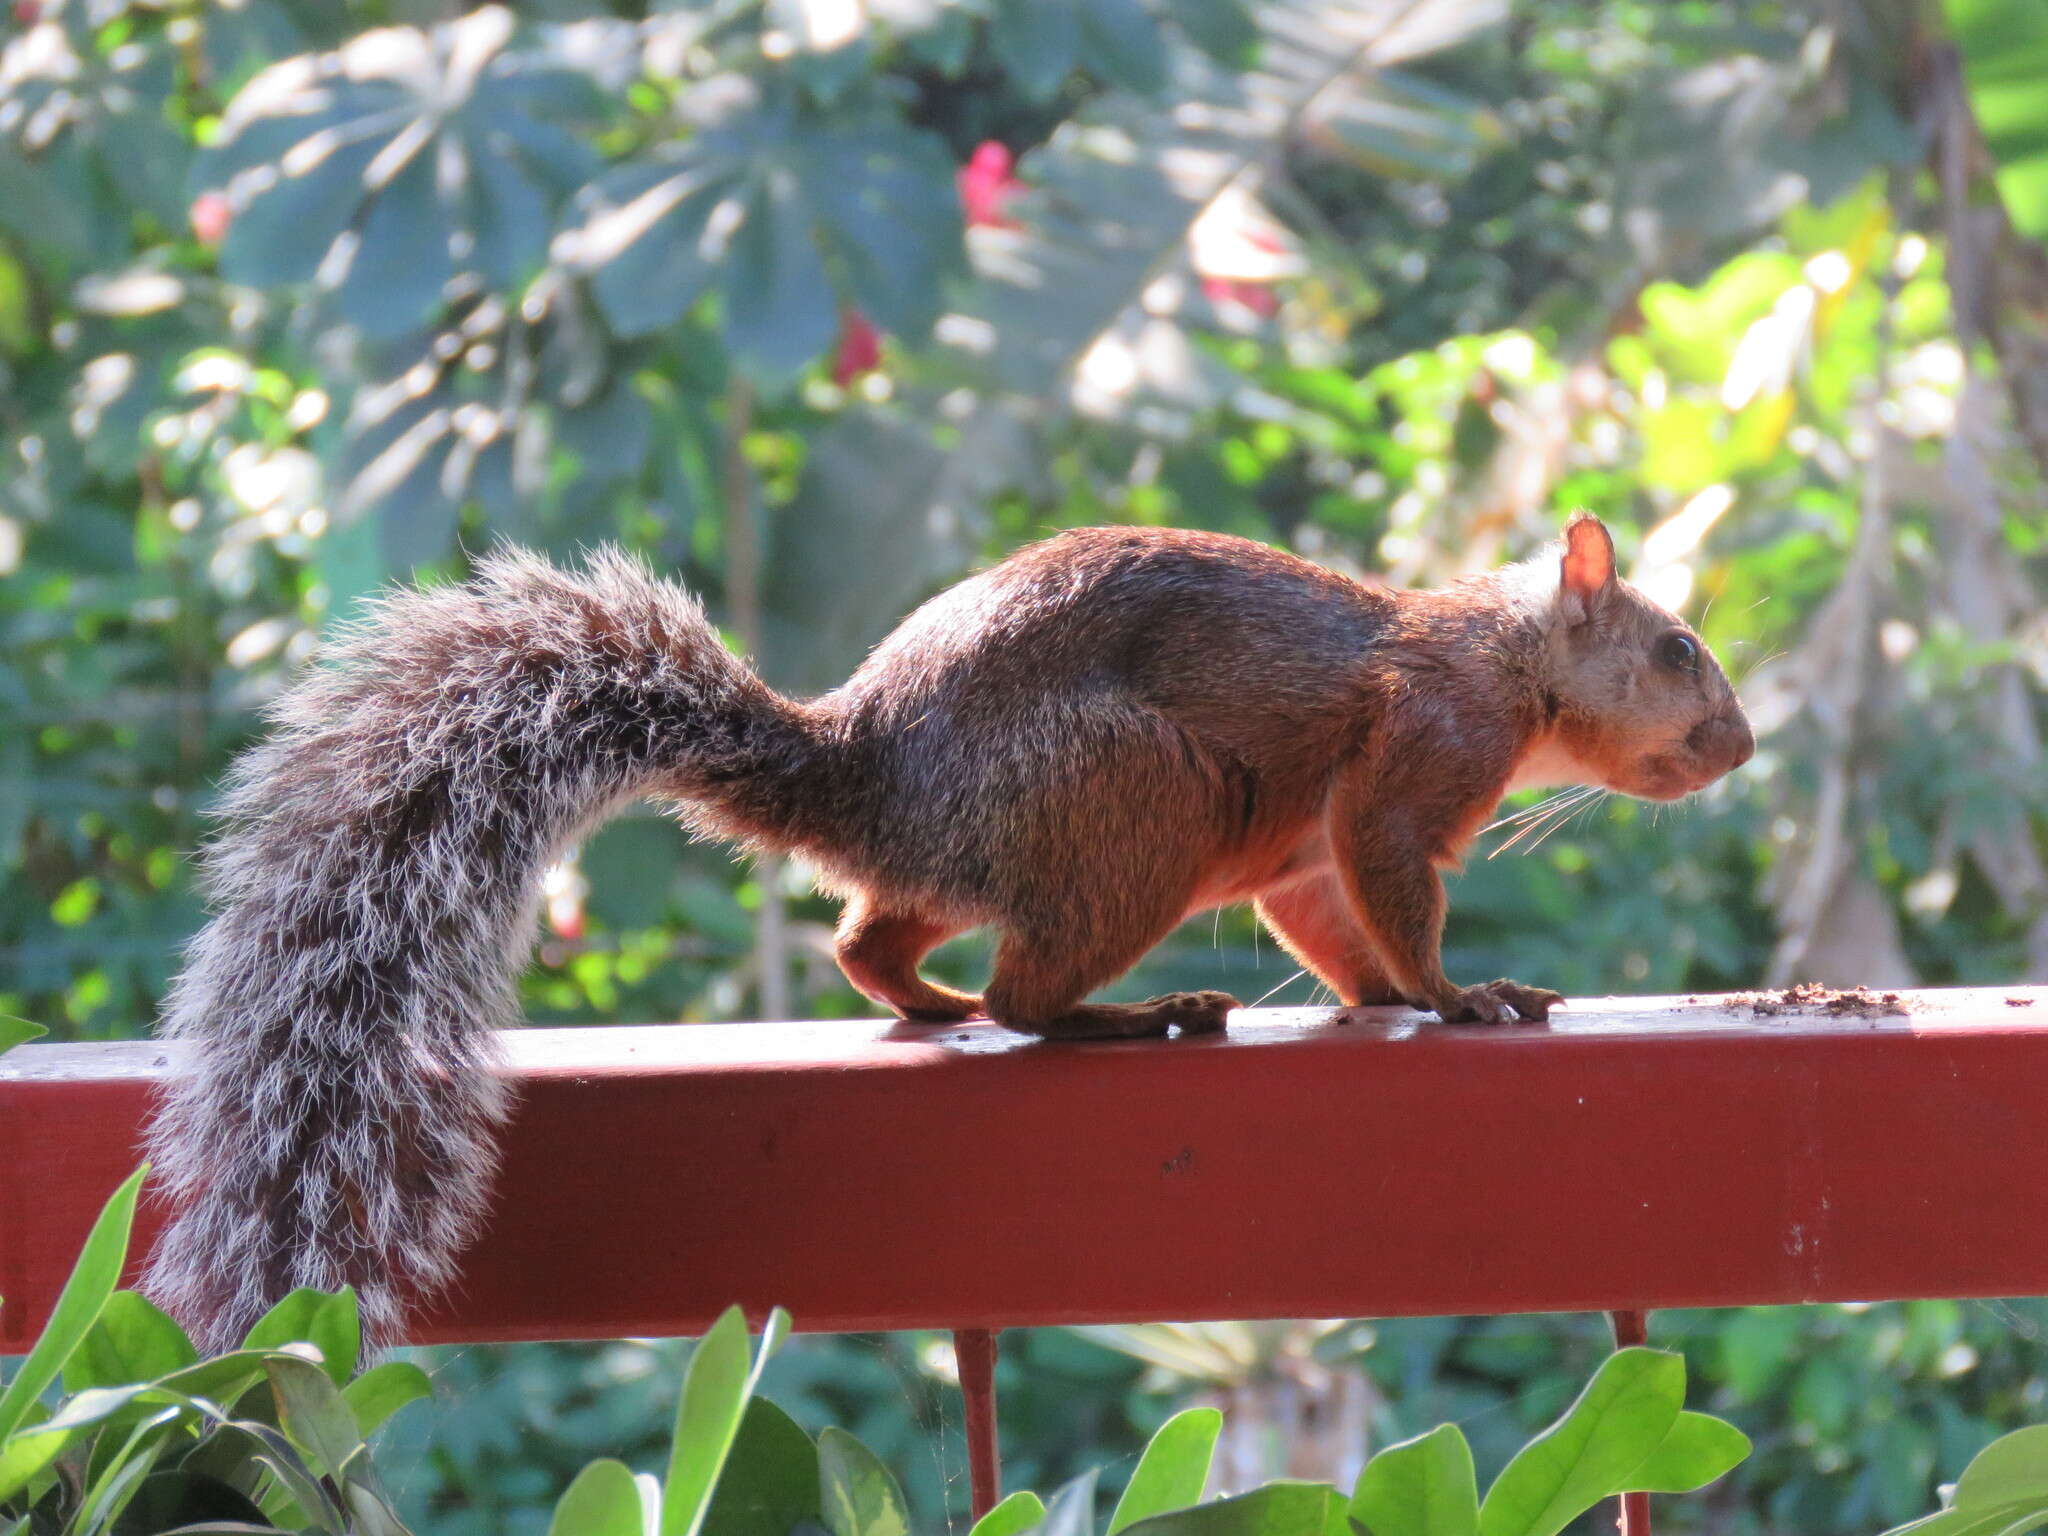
[5,0,2048,1532]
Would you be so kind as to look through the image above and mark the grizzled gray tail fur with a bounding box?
[145,549,818,1350]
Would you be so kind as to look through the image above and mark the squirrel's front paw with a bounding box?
[1437,979,1563,1025]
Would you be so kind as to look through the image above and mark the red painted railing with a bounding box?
[6,987,2048,1529]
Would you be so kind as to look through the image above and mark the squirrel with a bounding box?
[144,511,1752,1349]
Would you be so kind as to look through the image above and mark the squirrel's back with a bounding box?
[797,526,1394,913]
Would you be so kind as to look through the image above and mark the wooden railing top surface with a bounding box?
[5,986,2046,1350]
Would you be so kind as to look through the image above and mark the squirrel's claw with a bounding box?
[1437,979,1563,1026]
[1146,989,1239,1034]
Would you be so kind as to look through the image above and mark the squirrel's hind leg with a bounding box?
[983,924,1236,1040]
[835,901,982,1022]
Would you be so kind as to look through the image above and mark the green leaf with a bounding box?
[1954,1426,2048,1507]
[819,1427,912,1536]
[265,1354,366,1480]
[0,1404,63,1507]
[217,133,384,290]
[580,162,741,338]
[66,1290,199,1395]
[971,1491,1049,1536]
[1477,1349,1685,1536]
[82,1396,182,1515]
[1122,1482,1339,1536]
[204,8,601,326]
[572,96,960,365]
[704,1397,821,1536]
[661,1306,791,1536]
[990,0,1081,101]
[1947,0,2048,238]
[723,176,838,389]
[553,1459,648,1536]
[13,1381,182,1442]
[335,148,455,340]
[64,1417,166,1535]
[0,1017,44,1058]
[1620,1412,1750,1494]
[240,1288,360,1385]
[1080,0,1168,95]
[1878,1503,2048,1536]
[216,1418,348,1530]
[146,1349,280,1408]
[0,1165,146,1447]
[1351,1425,1480,1536]
[1110,1408,1224,1532]
[1037,1469,1100,1536]
[1322,1487,1353,1536]
[103,1468,270,1532]
[343,1361,435,1437]
[946,0,1495,401]
[1172,0,1259,65]
[1863,1449,2048,1536]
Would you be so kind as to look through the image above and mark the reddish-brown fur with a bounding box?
[696,513,1752,1032]
[148,513,1753,1349]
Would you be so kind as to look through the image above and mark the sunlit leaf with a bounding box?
[1122,1482,1340,1536]
[0,1166,146,1453]
[661,1306,791,1536]
[553,1458,648,1536]
[972,1491,1049,1536]
[1477,1349,1684,1536]
[1350,1425,1480,1536]
[1109,1408,1224,1532]
[1621,1411,1750,1495]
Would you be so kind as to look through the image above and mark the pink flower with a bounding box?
[189,191,232,247]
[1200,277,1280,317]
[832,309,882,386]
[960,141,1020,229]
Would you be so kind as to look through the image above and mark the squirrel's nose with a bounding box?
[1728,715,1755,770]
[1688,710,1754,774]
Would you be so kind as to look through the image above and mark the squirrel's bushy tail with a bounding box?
[145,548,816,1350]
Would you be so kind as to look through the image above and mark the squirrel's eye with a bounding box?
[1656,632,1701,672]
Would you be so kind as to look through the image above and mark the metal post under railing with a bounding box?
[955,1327,1002,1518]
[1609,1309,1652,1536]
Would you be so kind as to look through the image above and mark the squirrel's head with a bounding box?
[1534,512,1753,802]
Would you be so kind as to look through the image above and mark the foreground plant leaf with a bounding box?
[241,1286,361,1385]
[66,1290,198,1395]
[1351,1424,1480,1536]
[1110,1408,1225,1532]
[662,1305,791,1536]
[344,1361,436,1437]
[819,1425,912,1536]
[1621,1410,1750,1494]
[703,1397,821,1536]
[971,1490,1049,1536]
[552,1458,646,1536]
[266,1353,366,1480]
[1477,1348,1684,1536]
[1121,1481,1338,1536]
[0,1166,146,1454]
[1875,1425,2048,1535]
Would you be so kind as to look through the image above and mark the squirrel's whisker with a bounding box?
[1491,784,1614,858]
[1482,784,1598,835]
[1522,789,1611,854]
[1251,968,1309,1008]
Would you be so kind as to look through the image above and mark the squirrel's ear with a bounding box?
[1559,511,1616,625]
